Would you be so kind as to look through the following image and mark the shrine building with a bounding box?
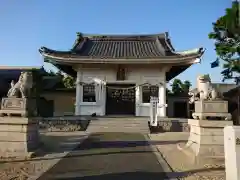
[39,32,204,117]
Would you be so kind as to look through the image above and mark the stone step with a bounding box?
[92,120,149,122]
[87,127,149,130]
[86,129,150,133]
[89,124,148,126]
[90,122,148,126]
[88,126,148,129]
[88,125,148,128]
[89,119,149,122]
[92,118,149,121]
[89,127,148,129]
[86,119,150,134]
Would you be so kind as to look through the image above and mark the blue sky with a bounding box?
[0,0,232,87]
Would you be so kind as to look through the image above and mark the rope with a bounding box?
[79,82,163,90]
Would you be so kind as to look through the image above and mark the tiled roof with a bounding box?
[40,32,190,59]
[73,33,174,58]
[39,32,205,81]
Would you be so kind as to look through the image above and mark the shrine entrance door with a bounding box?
[106,84,135,115]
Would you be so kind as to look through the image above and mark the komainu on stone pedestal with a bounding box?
[0,71,37,117]
[189,75,232,120]
[0,71,40,159]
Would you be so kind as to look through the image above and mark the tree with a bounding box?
[181,80,192,93]
[62,75,76,88]
[171,79,183,95]
[166,88,171,95]
[171,79,192,95]
[170,79,192,95]
[31,67,45,97]
[209,1,240,84]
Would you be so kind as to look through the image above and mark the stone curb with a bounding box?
[27,134,89,180]
[146,134,179,180]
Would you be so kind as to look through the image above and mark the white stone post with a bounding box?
[150,96,158,126]
[75,70,82,116]
[158,83,167,117]
[101,83,106,116]
[224,126,240,180]
[95,84,100,104]
[135,85,140,116]
[93,78,106,116]
[99,82,106,116]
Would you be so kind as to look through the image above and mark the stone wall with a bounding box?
[156,118,190,132]
[39,116,190,133]
[39,116,91,132]
[41,91,75,116]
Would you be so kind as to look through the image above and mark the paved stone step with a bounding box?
[87,118,150,134]
[91,119,149,122]
[88,124,148,127]
[89,120,148,123]
[87,129,149,131]
[87,125,149,134]
[88,125,148,128]
[86,129,150,133]
[87,127,149,130]
[88,124,149,127]
[88,125,148,127]
[88,123,148,126]
[88,126,148,129]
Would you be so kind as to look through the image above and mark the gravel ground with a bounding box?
[149,132,226,180]
[0,131,87,180]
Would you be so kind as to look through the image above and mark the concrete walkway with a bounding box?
[37,132,168,180]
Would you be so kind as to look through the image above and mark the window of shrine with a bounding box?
[142,85,159,103]
[83,85,96,102]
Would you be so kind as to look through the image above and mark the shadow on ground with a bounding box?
[39,167,225,180]
[32,132,223,180]
[0,132,186,164]
[50,172,167,180]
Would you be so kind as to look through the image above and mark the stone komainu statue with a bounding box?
[189,75,222,104]
[189,75,231,120]
[7,71,33,98]
[0,71,37,117]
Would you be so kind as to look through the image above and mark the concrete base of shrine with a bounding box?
[0,117,40,159]
[177,119,233,163]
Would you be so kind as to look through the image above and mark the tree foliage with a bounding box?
[170,79,192,95]
[208,1,240,84]
[62,75,76,88]
[31,68,44,98]
[38,67,76,89]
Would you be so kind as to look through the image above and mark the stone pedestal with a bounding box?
[0,97,37,117]
[0,117,40,158]
[192,100,232,120]
[179,119,233,160]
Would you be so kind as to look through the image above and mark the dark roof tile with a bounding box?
[72,33,173,58]
[76,39,166,58]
